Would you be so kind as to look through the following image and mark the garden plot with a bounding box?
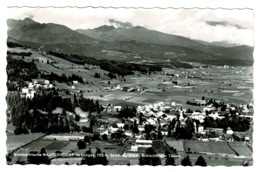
[7,133,45,152]
[184,141,235,156]
[165,140,184,152]
[229,142,252,157]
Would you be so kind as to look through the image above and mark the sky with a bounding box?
[7,8,254,46]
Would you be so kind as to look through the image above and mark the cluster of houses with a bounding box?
[104,84,148,93]
[100,99,252,144]
[21,79,53,99]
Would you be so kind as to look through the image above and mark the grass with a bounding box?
[45,141,70,150]
[229,142,252,157]
[184,140,235,155]
[152,140,173,154]
[165,140,184,152]
[6,133,45,152]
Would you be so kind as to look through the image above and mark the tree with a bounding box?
[77,140,86,149]
[27,148,50,165]
[143,147,161,166]
[81,148,95,165]
[75,114,80,122]
[27,151,40,164]
[139,154,145,165]
[102,134,108,140]
[94,148,108,165]
[165,150,175,165]
[39,148,50,164]
[181,155,192,166]
[132,120,139,134]
[92,132,101,141]
[195,156,207,166]
[157,125,163,139]
[123,123,130,130]
[84,135,90,144]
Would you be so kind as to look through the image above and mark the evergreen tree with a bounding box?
[81,148,95,165]
[165,150,175,165]
[139,154,144,165]
[181,155,192,166]
[143,147,161,166]
[157,124,163,139]
[195,156,207,166]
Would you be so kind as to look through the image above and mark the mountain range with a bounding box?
[7,18,254,66]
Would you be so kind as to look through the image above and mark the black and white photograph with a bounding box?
[2,0,259,168]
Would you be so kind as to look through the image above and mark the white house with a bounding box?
[109,127,119,134]
[21,87,29,94]
[198,125,205,134]
[135,139,153,148]
[73,80,78,84]
[161,131,168,136]
[131,145,138,151]
[28,82,34,89]
[125,131,133,137]
[116,123,125,128]
[138,125,145,132]
[113,106,122,112]
[226,127,234,135]
[26,89,36,99]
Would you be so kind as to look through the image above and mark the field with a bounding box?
[229,142,252,157]
[6,133,45,152]
[184,140,236,155]
[165,140,184,152]
[7,45,254,166]
[7,46,253,110]
[74,139,129,156]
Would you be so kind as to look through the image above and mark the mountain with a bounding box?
[94,25,115,32]
[195,40,239,47]
[77,25,253,63]
[7,18,254,66]
[7,18,98,45]
[77,25,203,48]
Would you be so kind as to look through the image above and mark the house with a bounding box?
[131,145,138,151]
[156,111,164,118]
[116,123,125,128]
[125,131,133,137]
[49,84,54,88]
[28,82,34,89]
[135,139,153,148]
[21,87,29,94]
[26,89,36,99]
[33,79,49,85]
[146,118,157,125]
[161,131,168,136]
[226,127,234,135]
[113,106,122,112]
[21,87,36,99]
[73,80,78,84]
[123,87,128,91]
[108,127,119,134]
[244,136,250,141]
[138,125,145,132]
[198,125,205,134]
[171,102,176,106]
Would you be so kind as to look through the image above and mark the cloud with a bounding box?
[107,19,133,28]
[28,14,34,19]
[6,8,254,46]
[205,21,245,29]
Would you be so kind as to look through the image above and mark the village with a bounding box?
[7,74,253,165]
[6,34,254,166]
